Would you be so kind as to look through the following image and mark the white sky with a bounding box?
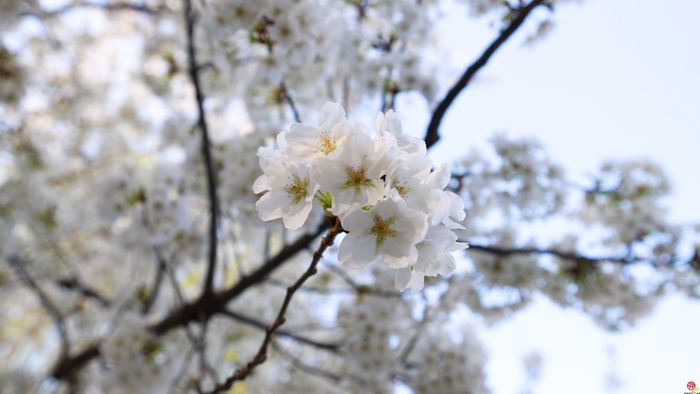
[397,0,700,392]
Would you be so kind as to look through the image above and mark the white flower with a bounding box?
[253,158,318,230]
[339,195,427,269]
[395,225,468,292]
[385,151,436,212]
[280,102,350,162]
[312,128,391,215]
[376,109,426,155]
[427,164,467,229]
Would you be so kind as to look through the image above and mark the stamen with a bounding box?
[344,166,373,191]
[370,215,396,247]
[285,175,309,204]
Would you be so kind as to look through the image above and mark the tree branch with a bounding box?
[219,309,340,353]
[271,341,342,383]
[183,0,220,296]
[424,0,545,148]
[280,82,302,123]
[204,218,344,393]
[151,219,331,334]
[51,220,331,380]
[141,248,167,314]
[7,257,71,361]
[55,277,110,307]
[36,1,160,17]
[266,277,399,298]
[52,344,100,381]
[467,243,635,265]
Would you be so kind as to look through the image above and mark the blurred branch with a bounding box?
[424,0,545,148]
[55,277,110,307]
[271,341,342,383]
[467,243,634,265]
[152,219,331,334]
[318,264,402,298]
[141,248,167,314]
[32,1,161,17]
[280,82,302,122]
[205,219,344,393]
[183,0,221,296]
[220,309,340,353]
[52,344,100,381]
[7,257,71,361]
[266,277,399,298]
[52,220,331,380]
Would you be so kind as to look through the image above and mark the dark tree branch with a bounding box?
[7,257,71,360]
[183,0,221,296]
[424,0,545,148]
[52,344,100,381]
[219,309,340,353]
[55,277,110,307]
[51,221,330,380]
[141,248,167,314]
[151,219,331,334]
[467,243,635,265]
[205,219,344,393]
[280,82,302,122]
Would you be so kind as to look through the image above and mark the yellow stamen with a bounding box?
[370,215,396,247]
[318,133,336,154]
[285,175,309,204]
[344,166,373,191]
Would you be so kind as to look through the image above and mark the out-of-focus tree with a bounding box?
[0,0,697,393]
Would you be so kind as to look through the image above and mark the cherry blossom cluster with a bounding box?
[253,102,467,291]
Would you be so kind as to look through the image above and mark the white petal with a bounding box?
[252,175,269,194]
[437,254,457,276]
[428,164,451,190]
[340,207,372,233]
[255,191,286,222]
[382,236,412,259]
[282,201,312,230]
[318,102,345,130]
[338,233,377,269]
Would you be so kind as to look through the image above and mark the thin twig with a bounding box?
[467,243,635,265]
[267,277,398,298]
[52,221,332,379]
[424,0,545,148]
[151,219,331,334]
[183,0,221,296]
[7,257,71,360]
[164,258,219,386]
[33,1,159,17]
[280,82,302,122]
[219,309,340,352]
[55,277,110,307]
[142,248,168,314]
[168,346,195,393]
[271,341,342,383]
[205,219,344,393]
[323,263,400,297]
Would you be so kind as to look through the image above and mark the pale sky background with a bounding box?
[396,0,700,393]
